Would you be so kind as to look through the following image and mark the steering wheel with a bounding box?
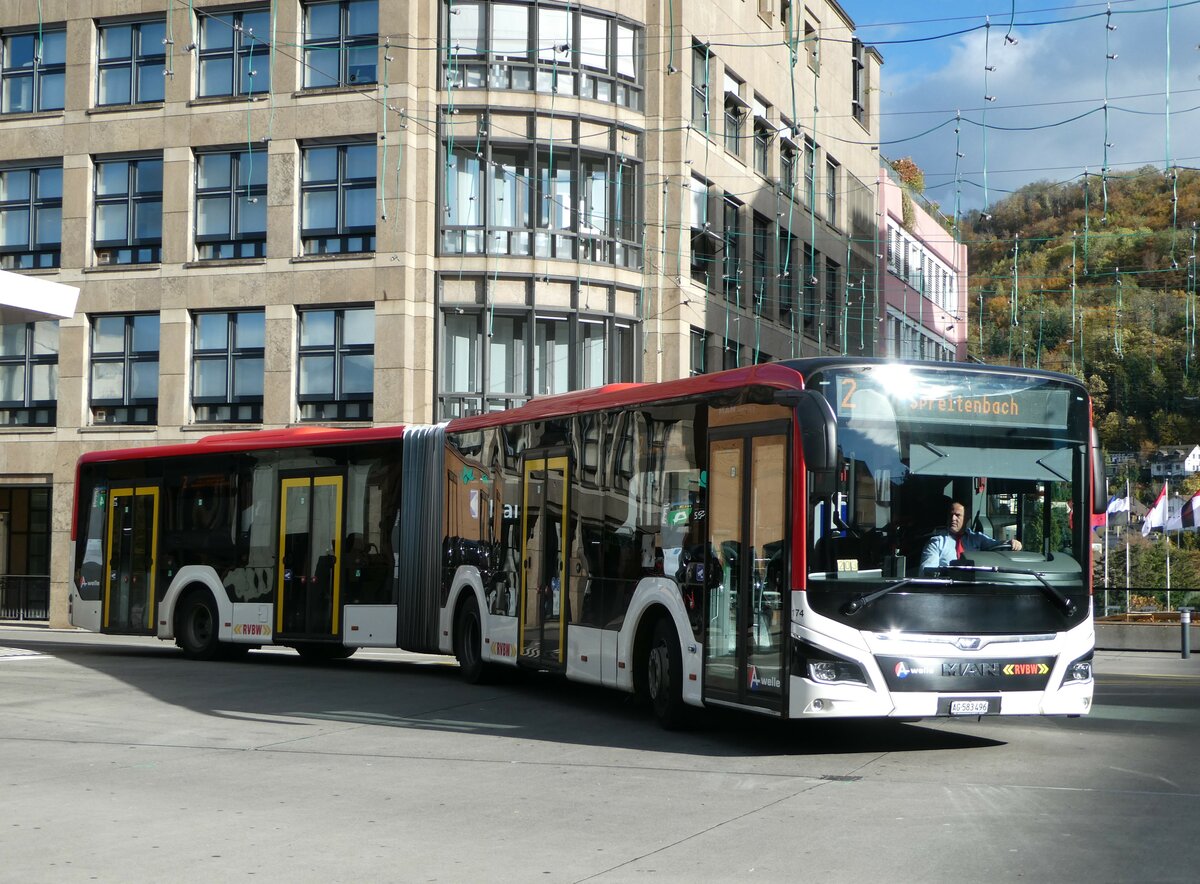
[989,541,1014,551]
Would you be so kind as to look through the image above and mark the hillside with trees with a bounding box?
[965,166,1200,454]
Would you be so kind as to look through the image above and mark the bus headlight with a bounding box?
[793,639,870,687]
[1060,652,1093,686]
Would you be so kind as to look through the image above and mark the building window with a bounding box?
[196,149,267,260]
[440,131,642,269]
[825,258,839,342]
[301,142,376,255]
[804,20,819,73]
[192,311,265,423]
[0,321,57,426]
[722,197,741,305]
[753,122,772,177]
[297,307,374,421]
[690,328,708,376]
[90,314,159,425]
[198,8,272,98]
[780,140,796,196]
[723,73,746,158]
[303,0,378,88]
[1,29,65,113]
[851,39,867,126]
[444,3,644,111]
[723,338,739,371]
[97,20,166,106]
[689,175,717,287]
[802,138,816,207]
[438,293,638,419]
[752,214,770,313]
[94,157,162,265]
[825,157,839,226]
[0,164,61,270]
[691,43,709,132]
[803,245,817,331]
[778,230,796,322]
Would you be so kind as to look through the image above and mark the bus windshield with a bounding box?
[806,364,1089,593]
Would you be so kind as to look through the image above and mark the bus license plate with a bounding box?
[950,700,992,716]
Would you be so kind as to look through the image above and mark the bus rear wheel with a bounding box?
[646,617,687,729]
[455,593,488,684]
[176,591,220,661]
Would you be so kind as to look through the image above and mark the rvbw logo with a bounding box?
[747,665,781,690]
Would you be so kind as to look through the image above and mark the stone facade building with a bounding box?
[0,0,886,625]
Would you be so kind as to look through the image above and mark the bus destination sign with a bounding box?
[835,372,1070,431]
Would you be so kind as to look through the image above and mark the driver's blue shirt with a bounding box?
[920,529,1002,573]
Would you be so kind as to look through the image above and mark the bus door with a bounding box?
[276,474,344,638]
[519,453,569,667]
[703,423,789,712]
[102,485,160,634]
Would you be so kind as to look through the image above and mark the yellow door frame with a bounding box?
[102,486,160,631]
[276,475,344,636]
[518,456,569,661]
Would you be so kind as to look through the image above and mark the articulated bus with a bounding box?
[70,359,1103,726]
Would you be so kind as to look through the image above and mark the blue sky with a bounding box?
[838,1,1200,212]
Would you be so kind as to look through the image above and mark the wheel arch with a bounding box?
[159,566,232,641]
[620,578,703,706]
[439,565,485,656]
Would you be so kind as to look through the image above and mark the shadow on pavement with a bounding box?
[2,632,1006,756]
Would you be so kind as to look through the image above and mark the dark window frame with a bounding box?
[0,320,58,426]
[0,27,66,114]
[93,156,163,266]
[302,0,378,89]
[297,306,375,422]
[0,163,62,270]
[191,310,265,423]
[96,19,167,107]
[195,148,267,260]
[89,313,159,425]
[197,7,272,98]
[300,141,377,255]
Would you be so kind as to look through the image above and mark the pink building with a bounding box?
[876,162,969,361]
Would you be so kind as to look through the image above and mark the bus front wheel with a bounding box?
[176,590,220,661]
[646,617,687,729]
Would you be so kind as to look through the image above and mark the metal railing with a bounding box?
[1095,587,1200,618]
[0,575,50,621]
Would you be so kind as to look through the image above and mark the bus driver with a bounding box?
[920,500,1022,573]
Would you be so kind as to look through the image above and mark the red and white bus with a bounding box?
[71,359,1102,725]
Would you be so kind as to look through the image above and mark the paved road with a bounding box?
[1,628,1198,883]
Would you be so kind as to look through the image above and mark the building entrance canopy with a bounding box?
[0,270,79,324]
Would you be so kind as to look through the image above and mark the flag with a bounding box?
[1166,489,1200,532]
[1106,494,1130,515]
[1143,483,1168,536]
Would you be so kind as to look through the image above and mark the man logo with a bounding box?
[955,637,982,651]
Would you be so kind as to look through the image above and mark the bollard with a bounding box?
[1181,608,1193,660]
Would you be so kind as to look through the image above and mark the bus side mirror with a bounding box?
[795,389,838,473]
[1090,427,1106,515]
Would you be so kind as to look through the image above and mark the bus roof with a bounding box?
[445,363,807,433]
[75,423,407,466]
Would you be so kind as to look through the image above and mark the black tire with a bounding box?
[646,617,687,729]
[294,642,356,663]
[455,593,488,684]
[176,591,221,661]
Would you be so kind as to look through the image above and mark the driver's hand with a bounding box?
[1010,539,1023,551]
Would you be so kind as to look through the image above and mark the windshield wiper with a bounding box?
[942,564,1077,616]
[842,577,952,616]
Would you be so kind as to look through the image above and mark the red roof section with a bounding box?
[446,363,806,432]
